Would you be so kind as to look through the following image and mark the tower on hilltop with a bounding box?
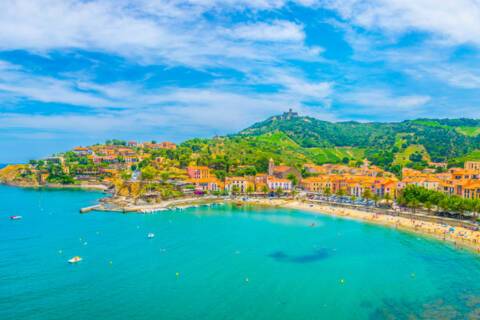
[281,108,299,120]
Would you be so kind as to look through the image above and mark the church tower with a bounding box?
[268,158,275,176]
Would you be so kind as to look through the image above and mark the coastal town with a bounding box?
[3,139,480,215]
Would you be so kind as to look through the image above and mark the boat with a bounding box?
[10,215,22,220]
[68,256,82,264]
[147,232,155,239]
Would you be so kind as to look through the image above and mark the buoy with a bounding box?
[411,273,415,278]
[245,277,249,283]
[340,279,345,284]
[176,272,180,277]
[58,250,63,254]
[109,261,113,265]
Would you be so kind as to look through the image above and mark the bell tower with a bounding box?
[268,158,275,176]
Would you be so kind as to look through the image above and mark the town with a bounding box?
[3,139,480,217]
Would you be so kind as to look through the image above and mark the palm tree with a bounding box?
[324,187,332,197]
[408,198,420,213]
[424,201,433,214]
[246,185,254,196]
[261,185,269,197]
[362,188,373,201]
[231,185,240,196]
[383,193,392,205]
[275,187,284,197]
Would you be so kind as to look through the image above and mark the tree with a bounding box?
[424,201,433,213]
[362,188,373,201]
[261,185,269,196]
[141,166,157,180]
[275,187,284,197]
[324,187,332,197]
[287,173,298,187]
[408,198,420,213]
[246,185,254,196]
[383,193,392,205]
[231,185,240,196]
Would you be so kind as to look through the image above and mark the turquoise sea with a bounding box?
[2,185,480,319]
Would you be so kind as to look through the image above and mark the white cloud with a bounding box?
[340,89,431,109]
[0,0,320,69]
[408,66,480,89]
[229,21,305,42]
[323,0,480,46]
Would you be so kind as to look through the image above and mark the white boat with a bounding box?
[10,215,22,220]
[147,232,155,239]
[68,256,82,264]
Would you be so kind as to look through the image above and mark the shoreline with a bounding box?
[0,181,110,192]
[242,198,480,254]
[3,181,480,253]
[99,196,480,253]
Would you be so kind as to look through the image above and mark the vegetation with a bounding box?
[237,115,480,172]
[397,185,480,220]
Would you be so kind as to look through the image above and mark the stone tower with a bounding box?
[268,158,275,176]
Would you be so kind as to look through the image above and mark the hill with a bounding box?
[233,111,480,173]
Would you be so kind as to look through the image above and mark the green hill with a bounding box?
[228,112,480,173]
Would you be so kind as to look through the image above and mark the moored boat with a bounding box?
[10,215,22,220]
[68,256,82,264]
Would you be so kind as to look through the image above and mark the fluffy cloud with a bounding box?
[340,89,431,110]
[229,21,305,42]
[0,0,318,69]
[323,0,480,46]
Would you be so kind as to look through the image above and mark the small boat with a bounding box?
[68,256,82,264]
[147,232,155,239]
[10,215,22,220]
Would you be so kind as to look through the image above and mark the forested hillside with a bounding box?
[221,113,480,174]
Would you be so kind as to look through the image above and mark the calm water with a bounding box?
[2,185,480,319]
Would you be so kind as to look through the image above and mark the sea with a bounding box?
[2,184,480,319]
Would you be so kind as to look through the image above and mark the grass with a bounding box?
[412,120,449,129]
[452,150,480,163]
[455,126,480,137]
[306,147,365,164]
[393,144,430,166]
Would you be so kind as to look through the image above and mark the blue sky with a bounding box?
[2,0,480,162]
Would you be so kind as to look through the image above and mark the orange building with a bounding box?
[186,166,211,179]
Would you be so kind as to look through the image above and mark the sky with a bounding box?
[2,0,480,162]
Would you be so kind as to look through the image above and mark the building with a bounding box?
[188,178,224,192]
[73,147,91,156]
[186,166,211,179]
[225,177,253,193]
[159,142,177,150]
[266,177,292,192]
[465,161,480,172]
[268,159,301,180]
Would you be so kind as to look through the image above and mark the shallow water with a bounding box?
[2,185,480,319]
